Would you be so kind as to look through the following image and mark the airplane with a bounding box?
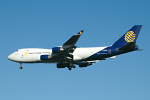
[8,25,142,70]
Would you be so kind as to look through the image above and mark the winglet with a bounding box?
[77,30,84,35]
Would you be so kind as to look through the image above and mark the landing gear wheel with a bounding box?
[19,63,23,69]
[68,67,72,70]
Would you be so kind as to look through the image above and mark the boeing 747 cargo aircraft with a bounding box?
[8,25,142,70]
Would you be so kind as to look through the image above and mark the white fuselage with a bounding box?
[8,47,106,63]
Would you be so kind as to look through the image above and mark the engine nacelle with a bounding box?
[40,55,51,60]
[78,62,92,67]
[52,47,64,53]
[57,63,67,68]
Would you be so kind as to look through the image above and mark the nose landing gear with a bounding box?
[19,63,23,69]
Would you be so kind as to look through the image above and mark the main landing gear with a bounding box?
[68,67,72,70]
[19,63,23,69]
[67,63,76,70]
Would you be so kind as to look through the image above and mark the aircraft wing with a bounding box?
[62,30,84,52]
[51,30,84,62]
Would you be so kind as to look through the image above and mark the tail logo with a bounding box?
[124,31,136,42]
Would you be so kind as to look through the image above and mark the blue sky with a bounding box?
[0,0,150,100]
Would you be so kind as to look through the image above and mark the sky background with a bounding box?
[0,0,150,100]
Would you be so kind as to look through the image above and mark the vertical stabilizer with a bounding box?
[112,25,142,47]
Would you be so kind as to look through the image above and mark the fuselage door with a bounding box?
[108,49,111,54]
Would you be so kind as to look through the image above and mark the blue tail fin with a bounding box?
[112,25,142,48]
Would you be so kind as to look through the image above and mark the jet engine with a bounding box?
[78,62,92,67]
[40,55,51,60]
[52,47,64,53]
[57,63,67,68]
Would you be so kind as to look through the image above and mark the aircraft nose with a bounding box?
[8,54,14,61]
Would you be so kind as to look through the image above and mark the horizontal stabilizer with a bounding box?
[136,49,144,51]
[109,56,116,59]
